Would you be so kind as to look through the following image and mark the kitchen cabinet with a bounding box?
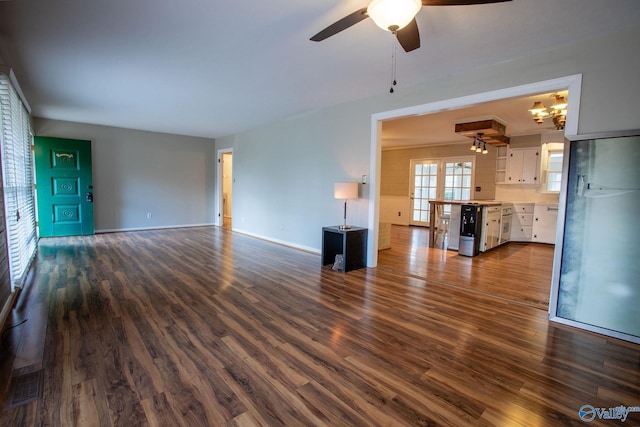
[506,148,540,184]
[532,203,559,244]
[495,145,508,184]
[511,203,534,241]
[480,205,501,252]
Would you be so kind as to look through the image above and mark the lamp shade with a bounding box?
[367,0,422,32]
[551,96,568,110]
[528,101,547,115]
[334,182,358,199]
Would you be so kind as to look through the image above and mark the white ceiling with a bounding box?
[0,0,638,139]
[381,90,568,149]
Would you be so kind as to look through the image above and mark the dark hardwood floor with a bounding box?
[377,225,554,310]
[1,226,639,426]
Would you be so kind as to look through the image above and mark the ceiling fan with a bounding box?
[311,0,512,53]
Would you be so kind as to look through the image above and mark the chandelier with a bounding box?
[528,94,568,130]
[469,133,488,155]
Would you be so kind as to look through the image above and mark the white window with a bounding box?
[541,142,564,193]
[0,70,37,290]
[546,151,563,192]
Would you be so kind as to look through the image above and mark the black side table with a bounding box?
[321,226,368,272]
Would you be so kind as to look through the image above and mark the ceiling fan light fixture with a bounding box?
[367,0,422,32]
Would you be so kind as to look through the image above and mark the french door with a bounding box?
[442,159,474,215]
[409,159,439,226]
[410,157,475,226]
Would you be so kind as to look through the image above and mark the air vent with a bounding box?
[5,365,43,409]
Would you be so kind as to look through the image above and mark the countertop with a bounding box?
[428,199,503,206]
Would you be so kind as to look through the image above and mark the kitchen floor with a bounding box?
[377,225,554,310]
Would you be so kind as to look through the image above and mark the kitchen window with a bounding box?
[541,142,564,193]
[546,152,563,192]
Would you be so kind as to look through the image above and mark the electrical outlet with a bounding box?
[146,212,152,219]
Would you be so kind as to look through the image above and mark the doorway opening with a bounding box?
[217,149,233,228]
[367,75,582,310]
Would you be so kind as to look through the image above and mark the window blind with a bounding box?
[0,72,37,290]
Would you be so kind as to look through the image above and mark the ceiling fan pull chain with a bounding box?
[390,34,398,93]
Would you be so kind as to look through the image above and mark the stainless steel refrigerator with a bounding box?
[551,132,640,342]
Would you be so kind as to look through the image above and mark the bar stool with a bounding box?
[435,205,450,248]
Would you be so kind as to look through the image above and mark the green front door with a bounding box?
[34,136,95,237]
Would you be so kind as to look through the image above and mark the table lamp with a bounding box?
[334,182,358,229]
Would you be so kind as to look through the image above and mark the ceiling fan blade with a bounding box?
[396,19,420,52]
[310,8,369,42]
[422,0,511,5]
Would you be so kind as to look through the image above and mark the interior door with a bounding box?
[34,136,94,237]
[409,160,439,226]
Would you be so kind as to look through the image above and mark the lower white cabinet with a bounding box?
[511,203,534,242]
[533,204,559,244]
[480,206,501,252]
[510,203,558,244]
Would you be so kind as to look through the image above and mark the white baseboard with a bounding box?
[96,223,215,234]
[549,315,640,345]
[231,228,320,255]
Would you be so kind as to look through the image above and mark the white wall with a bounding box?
[34,119,216,232]
[215,25,640,255]
[215,107,371,252]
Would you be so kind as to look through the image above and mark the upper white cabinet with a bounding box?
[506,147,540,184]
